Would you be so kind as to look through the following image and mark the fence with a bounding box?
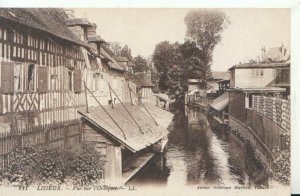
[246,109,289,151]
[0,120,82,168]
[252,95,290,132]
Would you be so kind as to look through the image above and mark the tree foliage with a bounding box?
[152,9,229,97]
[120,45,132,61]
[152,41,184,94]
[184,9,229,86]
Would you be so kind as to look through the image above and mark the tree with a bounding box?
[152,41,183,93]
[184,9,229,88]
[149,65,160,93]
[133,55,148,73]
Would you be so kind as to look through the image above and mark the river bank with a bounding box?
[126,105,275,188]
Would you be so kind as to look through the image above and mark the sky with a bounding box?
[74,8,290,71]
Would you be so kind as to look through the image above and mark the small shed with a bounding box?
[78,103,170,185]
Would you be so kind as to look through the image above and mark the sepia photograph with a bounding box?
[0,6,294,196]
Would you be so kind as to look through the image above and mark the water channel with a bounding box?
[127,105,269,188]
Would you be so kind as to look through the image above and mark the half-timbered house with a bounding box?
[0,8,88,159]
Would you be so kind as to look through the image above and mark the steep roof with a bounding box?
[135,72,154,87]
[0,8,87,47]
[265,47,290,62]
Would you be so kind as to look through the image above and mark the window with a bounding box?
[13,63,36,92]
[14,63,22,91]
[64,68,73,91]
[252,69,264,77]
[51,74,58,90]
[260,69,264,76]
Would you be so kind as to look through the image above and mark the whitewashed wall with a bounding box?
[234,68,275,88]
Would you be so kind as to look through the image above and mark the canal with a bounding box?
[127,105,269,187]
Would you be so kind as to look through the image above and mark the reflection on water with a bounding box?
[127,105,268,187]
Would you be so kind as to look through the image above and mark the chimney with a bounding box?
[261,46,266,61]
[87,23,97,38]
[64,9,75,19]
[257,55,260,63]
[280,43,284,53]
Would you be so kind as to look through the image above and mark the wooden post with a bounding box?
[84,81,89,113]
[109,83,114,109]
[105,145,122,186]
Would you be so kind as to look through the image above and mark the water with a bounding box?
[127,105,269,187]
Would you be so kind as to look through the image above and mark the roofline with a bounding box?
[109,66,125,73]
[66,18,93,27]
[0,14,90,49]
[88,40,106,44]
[229,63,290,71]
[88,36,107,44]
[226,87,286,93]
[139,84,155,87]
[217,79,230,83]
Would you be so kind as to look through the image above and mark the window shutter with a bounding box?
[37,66,49,93]
[74,69,82,93]
[63,68,70,91]
[1,62,14,94]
